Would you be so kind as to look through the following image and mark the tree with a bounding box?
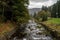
[0,0,30,38]
[38,11,47,21]
[37,6,50,21]
[0,0,30,39]
[12,0,29,23]
[49,0,60,18]
[51,4,57,18]
[57,0,60,17]
[0,0,30,23]
[0,0,14,22]
[42,6,48,11]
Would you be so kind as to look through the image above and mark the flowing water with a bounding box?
[14,20,53,40]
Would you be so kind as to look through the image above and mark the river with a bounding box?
[13,20,53,40]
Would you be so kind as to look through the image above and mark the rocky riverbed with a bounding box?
[13,20,53,40]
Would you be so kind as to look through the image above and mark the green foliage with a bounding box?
[42,6,48,11]
[0,0,30,23]
[49,0,60,18]
[34,6,51,22]
[12,0,30,23]
[37,10,50,21]
[43,18,60,35]
[51,4,57,18]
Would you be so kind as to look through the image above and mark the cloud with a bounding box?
[28,2,43,9]
[30,0,49,2]
[28,0,57,9]
[52,0,57,2]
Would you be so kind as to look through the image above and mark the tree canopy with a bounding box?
[49,0,60,18]
[0,0,30,23]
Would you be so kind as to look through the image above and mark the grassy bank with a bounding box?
[0,21,16,36]
[42,18,60,36]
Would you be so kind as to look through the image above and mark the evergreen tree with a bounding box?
[37,6,50,21]
[49,0,60,18]
[0,0,30,39]
[0,0,29,23]
[51,4,57,18]
[57,0,60,17]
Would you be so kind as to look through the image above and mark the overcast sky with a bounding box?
[28,0,57,9]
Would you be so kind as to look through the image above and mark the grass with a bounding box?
[0,21,16,36]
[45,18,60,24]
[43,18,60,33]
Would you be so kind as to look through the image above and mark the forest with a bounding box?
[0,0,60,40]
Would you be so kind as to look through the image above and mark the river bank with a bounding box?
[39,22,60,40]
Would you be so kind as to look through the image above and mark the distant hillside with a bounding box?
[28,8,41,16]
